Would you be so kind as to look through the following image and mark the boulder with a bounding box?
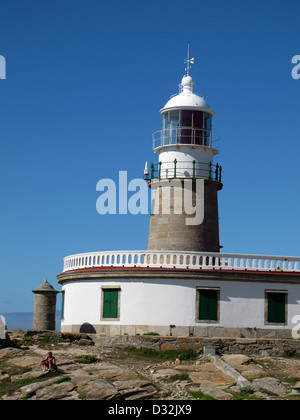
[77,379,119,400]
[222,354,267,379]
[252,377,289,397]
[0,348,24,359]
[113,379,157,399]
[189,363,236,389]
[35,381,75,400]
[20,377,62,397]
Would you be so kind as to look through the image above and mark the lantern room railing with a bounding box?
[148,160,222,182]
[153,127,220,150]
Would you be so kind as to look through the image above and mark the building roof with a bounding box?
[32,278,58,293]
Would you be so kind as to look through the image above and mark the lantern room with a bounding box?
[153,75,217,152]
[151,73,220,181]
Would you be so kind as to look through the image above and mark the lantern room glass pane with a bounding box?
[181,110,192,127]
[180,110,193,144]
[162,114,170,145]
[193,111,203,145]
[203,113,212,146]
[169,110,180,128]
[163,111,180,145]
[170,110,180,145]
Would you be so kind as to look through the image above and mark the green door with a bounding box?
[267,292,286,323]
[199,289,218,321]
[102,289,119,319]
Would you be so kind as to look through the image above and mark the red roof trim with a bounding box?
[60,266,300,276]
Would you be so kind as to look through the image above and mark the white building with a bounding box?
[57,56,300,338]
[0,315,6,340]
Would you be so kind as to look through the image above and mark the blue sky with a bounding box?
[0,0,299,318]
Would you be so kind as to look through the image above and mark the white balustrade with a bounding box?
[62,251,300,274]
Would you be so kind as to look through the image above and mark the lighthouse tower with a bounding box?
[147,54,222,252]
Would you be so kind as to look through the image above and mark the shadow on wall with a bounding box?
[79,323,96,334]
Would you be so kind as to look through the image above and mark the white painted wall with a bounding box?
[61,278,300,330]
[158,146,216,179]
[0,315,6,339]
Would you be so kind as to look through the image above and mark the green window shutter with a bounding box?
[103,289,119,319]
[267,292,286,323]
[199,289,218,321]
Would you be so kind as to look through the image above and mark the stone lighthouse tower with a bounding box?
[147,54,222,252]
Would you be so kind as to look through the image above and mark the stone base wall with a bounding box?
[90,335,300,357]
[61,323,294,340]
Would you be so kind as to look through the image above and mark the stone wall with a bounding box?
[92,335,300,357]
[148,179,222,252]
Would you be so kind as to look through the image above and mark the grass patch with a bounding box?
[53,376,71,385]
[190,390,215,400]
[239,386,254,395]
[163,373,190,383]
[230,386,263,400]
[41,336,66,344]
[282,350,300,359]
[0,359,30,378]
[258,359,299,387]
[74,355,97,364]
[126,347,198,362]
[259,388,277,397]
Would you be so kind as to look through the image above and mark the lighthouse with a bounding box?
[147,56,222,252]
[57,51,300,339]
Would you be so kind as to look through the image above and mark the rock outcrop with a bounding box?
[1,329,299,400]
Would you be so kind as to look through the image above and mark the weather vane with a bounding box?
[184,42,195,76]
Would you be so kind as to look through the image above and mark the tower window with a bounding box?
[196,287,220,323]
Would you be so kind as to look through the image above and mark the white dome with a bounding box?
[161,75,214,116]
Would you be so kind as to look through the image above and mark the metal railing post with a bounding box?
[215,163,219,181]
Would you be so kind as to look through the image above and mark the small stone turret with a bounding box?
[32,279,59,331]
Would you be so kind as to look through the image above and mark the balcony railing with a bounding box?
[153,127,220,150]
[149,160,222,182]
[62,250,300,274]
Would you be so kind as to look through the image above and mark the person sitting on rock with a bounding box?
[40,352,57,372]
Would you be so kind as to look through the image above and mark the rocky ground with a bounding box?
[1,329,300,400]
